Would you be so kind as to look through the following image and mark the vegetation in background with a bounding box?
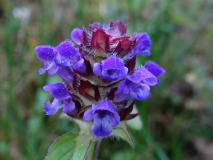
[0,0,212,159]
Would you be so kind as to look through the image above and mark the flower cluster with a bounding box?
[35,21,165,138]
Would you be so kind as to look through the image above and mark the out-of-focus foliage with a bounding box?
[0,0,212,160]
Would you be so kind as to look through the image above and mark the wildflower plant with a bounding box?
[35,21,165,160]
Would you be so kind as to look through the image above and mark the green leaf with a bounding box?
[45,132,92,160]
[72,135,92,160]
[113,123,135,147]
[111,149,136,160]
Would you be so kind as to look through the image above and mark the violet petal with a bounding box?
[43,83,70,100]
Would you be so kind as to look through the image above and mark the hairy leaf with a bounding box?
[113,123,135,147]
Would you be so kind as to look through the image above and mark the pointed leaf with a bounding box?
[112,123,135,147]
[45,132,92,160]
[72,135,92,160]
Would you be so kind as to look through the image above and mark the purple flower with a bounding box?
[35,45,58,75]
[83,99,120,138]
[56,41,82,66]
[115,79,151,101]
[44,98,76,116]
[93,55,128,81]
[70,28,84,45]
[61,98,77,115]
[43,83,76,115]
[127,66,159,86]
[44,99,61,115]
[43,83,70,100]
[132,33,152,56]
[115,64,164,101]
[72,58,87,74]
[57,67,74,83]
[56,41,86,73]
[144,61,166,77]
[36,41,86,76]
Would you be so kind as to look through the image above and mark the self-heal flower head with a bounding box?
[35,21,166,139]
[83,99,120,138]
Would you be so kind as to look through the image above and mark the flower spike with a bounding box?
[35,21,165,138]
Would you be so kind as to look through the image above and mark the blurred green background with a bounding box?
[0,0,212,160]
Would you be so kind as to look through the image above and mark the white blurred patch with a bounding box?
[127,106,143,130]
[13,6,31,23]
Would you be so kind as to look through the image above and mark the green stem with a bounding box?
[94,140,101,160]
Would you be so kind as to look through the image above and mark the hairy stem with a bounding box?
[94,140,101,160]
